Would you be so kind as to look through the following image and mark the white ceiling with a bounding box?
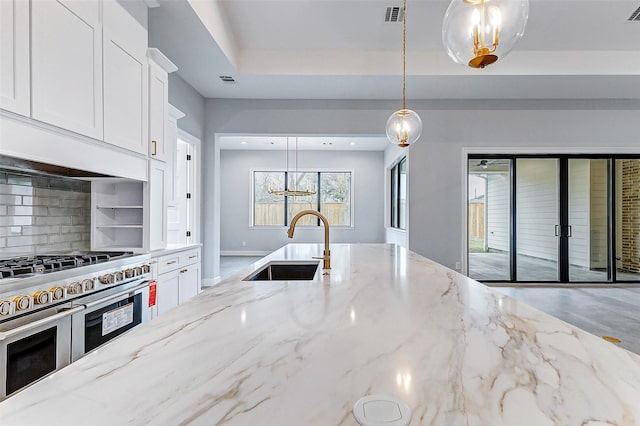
[149,0,640,100]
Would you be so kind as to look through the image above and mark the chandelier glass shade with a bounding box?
[386,109,422,148]
[386,0,422,148]
[442,0,529,68]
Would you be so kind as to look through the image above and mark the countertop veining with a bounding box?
[1,243,639,425]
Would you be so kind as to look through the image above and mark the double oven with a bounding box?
[0,253,152,400]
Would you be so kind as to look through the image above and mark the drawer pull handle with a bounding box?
[179,268,188,273]
[188,255,197,259]
[166,260,177,265]
[152,140,157,156]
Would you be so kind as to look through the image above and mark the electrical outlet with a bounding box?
[455,261,461,270]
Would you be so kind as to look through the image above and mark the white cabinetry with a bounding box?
[148,160,168,251]
[0,0,30,116]
[156,269,180,316]
[167,105,185,207]
[153,247,201,316]
[102,0,148,155]
[31,0,103,140]
[147,49,177,162]
[91,180,145,252]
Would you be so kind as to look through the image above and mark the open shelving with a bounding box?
[91,179,147,252]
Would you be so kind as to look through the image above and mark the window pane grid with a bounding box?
[253,171,352,227]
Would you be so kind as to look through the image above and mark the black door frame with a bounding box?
[467,153,639,284]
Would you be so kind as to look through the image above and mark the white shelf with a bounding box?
[92,180,146,251]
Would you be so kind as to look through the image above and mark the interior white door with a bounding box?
[102,0,148,154]
[0,0,30,116]
[31,0,103,139]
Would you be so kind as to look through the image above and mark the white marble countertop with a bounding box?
[2,243,640,425]
[148,242,202,258]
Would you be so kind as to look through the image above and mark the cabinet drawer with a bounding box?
[157,255,180,274]
[179,249,200,266]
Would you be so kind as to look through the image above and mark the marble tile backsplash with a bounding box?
[0,172,91,256]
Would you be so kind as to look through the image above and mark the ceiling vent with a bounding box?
[628,5,640,21]
[219,75,236,84]
[385,6,404,23]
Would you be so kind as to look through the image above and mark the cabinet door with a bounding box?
[31,0,103,139]
[157,270,180,316]
[148,159,168,250]
[102,0,148,154]
[166,114,178,206]
[179,263,200,303]
[0,0,30,115]
[148,63,168,162]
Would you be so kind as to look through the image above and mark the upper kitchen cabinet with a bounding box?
[147,49,178,162]
[167,104,186,207]
[31,0,103,140]
[102,0,148,155]
[0,0,30,116]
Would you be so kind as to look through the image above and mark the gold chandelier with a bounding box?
[442,0,529,68]
[385,0,422,148]
[268,137,316,197]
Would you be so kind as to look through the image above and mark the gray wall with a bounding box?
[168,73,205,142]
[203,98,640,280]
[220,150,384,253]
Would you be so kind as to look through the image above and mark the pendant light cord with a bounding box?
[402,0,407,110]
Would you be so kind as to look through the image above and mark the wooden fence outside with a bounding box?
[254,202,350,226]
[468,201,485,239]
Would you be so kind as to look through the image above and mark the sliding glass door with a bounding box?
[467,158,511,281]
[515,158,560,281]
[616,159,640,281]
[568,159,610,282]
[467,155,638,284]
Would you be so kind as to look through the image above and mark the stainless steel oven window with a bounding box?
[0,305,81,400]
[6,326,57,395]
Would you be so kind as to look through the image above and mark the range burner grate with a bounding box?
[0,252,134,279]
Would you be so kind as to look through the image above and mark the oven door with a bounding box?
[0,304,84,400]
[71,280,149,362]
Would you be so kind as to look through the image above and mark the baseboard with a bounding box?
[220,251,270,257]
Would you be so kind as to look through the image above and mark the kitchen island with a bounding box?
[1,244,640,425]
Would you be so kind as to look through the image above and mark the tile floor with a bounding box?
[469,252,639,282]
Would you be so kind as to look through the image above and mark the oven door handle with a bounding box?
[0,306,84,341]
[81,281,149,309]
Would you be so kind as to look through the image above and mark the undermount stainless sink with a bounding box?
[243,261,320,281]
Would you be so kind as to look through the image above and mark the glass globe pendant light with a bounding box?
[442,0,529,68]
[386,0,422,148]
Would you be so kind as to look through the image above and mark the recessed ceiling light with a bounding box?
[241,141,247,145]
[350,142,356,146]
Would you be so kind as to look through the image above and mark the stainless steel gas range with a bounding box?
[0,252,152,400]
